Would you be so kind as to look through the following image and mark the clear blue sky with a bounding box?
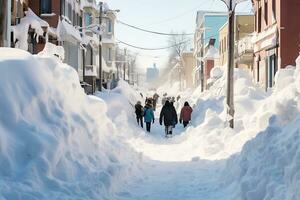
[106,0,252,72]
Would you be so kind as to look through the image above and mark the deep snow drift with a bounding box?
[0,48,141,200]
[1,46,300,200]
[118,58,300,199]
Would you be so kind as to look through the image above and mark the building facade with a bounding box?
[6,0,119,93]
[194,11,227,89]
[82,0,100,93]
[252,0,300,90]
[181,51,196,88]
[219,15,255,73]
[101,7,118,88]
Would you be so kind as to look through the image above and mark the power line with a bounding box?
[116,39,192,51]
[117,20,194,36]
[116,32,220,51]
[144,0,208,26]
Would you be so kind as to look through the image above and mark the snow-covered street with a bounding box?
[0,46,300,199]
[115,118,227,200]
[1,0,300,197]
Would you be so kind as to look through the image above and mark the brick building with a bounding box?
[252,0,300,90]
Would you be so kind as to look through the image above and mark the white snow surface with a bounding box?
[1,46,300,200]
[0,48,141,200]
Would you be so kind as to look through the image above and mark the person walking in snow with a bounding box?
[179,101,193,128]
[152,93,159,111]
[161,93,168,106]
[144,102,155,132]
[159,100,178,137]
[170,97,175,105]
[135,101,144,128]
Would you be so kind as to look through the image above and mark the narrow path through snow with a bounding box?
[115,106,229,200]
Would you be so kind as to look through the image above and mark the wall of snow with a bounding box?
[0,48,140,200]
[220,55,300,200]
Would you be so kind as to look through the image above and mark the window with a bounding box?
[16,0,22,24]
[79,16,83,27]
[254,11,257,31]
[67,3,72,21]
[11,0,14,12]
[73,10,76,25]
[40,0,52,14]
[272,0,276,20]
[84,13,92,26]
[264,1,268,26]
[258,7,262,32]
[108,19,113,33]
[60,0,65,16]
[108,48,112,61]
[76,13,79,26]
[224,37,227,52]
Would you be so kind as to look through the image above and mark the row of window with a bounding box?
[255,0,276,33]
[35,0,113,32]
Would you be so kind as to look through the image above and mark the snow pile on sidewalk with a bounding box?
[95,80,146,145]
[221,56,300,200]
[0,48,140,200]
[156,67,267,161]
[96,80,142,120]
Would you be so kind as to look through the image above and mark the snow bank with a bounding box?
[151,67,267,161]
[38,42,65,60]
[96,80,143,120]
[0,48,140,199]
[220,55,300,199]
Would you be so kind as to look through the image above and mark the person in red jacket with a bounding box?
[179,102,193,128]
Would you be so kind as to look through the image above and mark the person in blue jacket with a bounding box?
[144,102,155,132]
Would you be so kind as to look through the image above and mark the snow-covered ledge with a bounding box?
[12,8,49,51]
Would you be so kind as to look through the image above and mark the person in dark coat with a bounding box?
[135,101,144,128]
[159,100,178,137]
[144,103,155,132]
[180,101,193,128]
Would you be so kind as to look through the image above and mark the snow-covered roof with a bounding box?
[12,8,49,50]
[57,18,82,42]
[82,34,99,47]
[204,45,220,60]
[81,0,99,10]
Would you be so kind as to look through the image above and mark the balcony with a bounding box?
[236,36,254,56]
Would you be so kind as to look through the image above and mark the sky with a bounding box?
[106,0,252,73]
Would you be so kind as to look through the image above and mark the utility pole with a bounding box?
[200,60,204,92]
[0,0,8,47]
[218,0,246,128]
[98,2,103,92]
[123,48,127,81]
[226,0,235,128]
[128,58,130,84]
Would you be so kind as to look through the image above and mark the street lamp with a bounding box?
[98,2,120,92]
[219,0,247,128]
